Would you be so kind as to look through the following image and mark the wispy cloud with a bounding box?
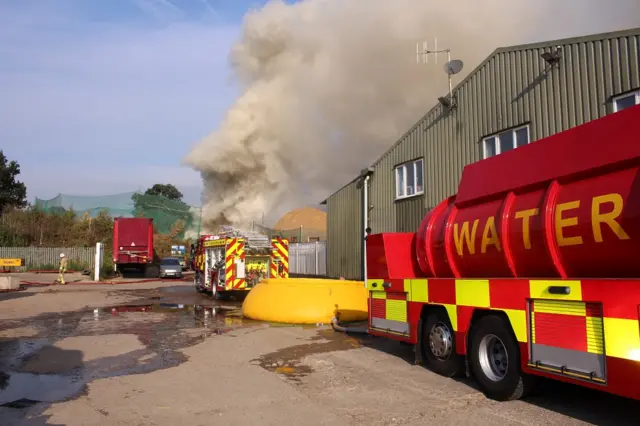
[0,0,259,204]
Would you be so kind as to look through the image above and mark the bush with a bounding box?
[100,250,116,279]
[0,207,114,247]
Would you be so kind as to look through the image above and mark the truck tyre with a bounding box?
[468,315,535,401]
[194,273,205,293]
[422,310,465,377]
[144,265,160,278]
[210,284,222,300]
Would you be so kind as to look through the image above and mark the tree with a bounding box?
[0,151,27,215]
[144,184,183,202]
[131,184,192,238]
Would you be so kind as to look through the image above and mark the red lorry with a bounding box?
[365,104,640,402]
[113,217,159,277]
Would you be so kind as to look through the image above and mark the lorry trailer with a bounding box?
[113,217,158,278]
[365,104,640,401]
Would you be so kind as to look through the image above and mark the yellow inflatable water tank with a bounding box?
[241,278,368,324]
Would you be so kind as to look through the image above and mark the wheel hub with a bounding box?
[478,334,509,381]
[428,322,453,360]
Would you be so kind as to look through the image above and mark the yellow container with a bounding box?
[241,278,368,324]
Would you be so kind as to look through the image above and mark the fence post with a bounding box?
[315,242,319,275]
[94,242,103,281]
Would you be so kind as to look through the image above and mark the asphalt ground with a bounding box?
[0,278,638,425]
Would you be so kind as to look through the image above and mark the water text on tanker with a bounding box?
[453,192,630,256]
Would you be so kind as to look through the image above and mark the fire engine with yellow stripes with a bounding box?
[361,105,640,402]
[193,227,289,299]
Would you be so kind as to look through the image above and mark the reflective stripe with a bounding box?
[271,238,289,278]
[604,317,640,359]
[408,279,428,302]
[529,280,582,301]
[370,277,640,364]
[455,279,490,308]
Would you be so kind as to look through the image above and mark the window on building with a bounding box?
[613,90,640,112]
[482,125,530,159]
[395,159,424,200]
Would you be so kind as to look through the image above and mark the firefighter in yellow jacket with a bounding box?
[57,253,68,285]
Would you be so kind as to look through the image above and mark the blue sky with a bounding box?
[0,0,293,206]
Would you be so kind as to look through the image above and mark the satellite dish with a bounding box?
[444,59,464,75]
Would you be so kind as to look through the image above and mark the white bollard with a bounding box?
[94,242,104,281]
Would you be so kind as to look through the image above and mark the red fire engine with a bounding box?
[193,228,289,299]
[365,104,640,401]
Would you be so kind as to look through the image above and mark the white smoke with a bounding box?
[184,0,640,230]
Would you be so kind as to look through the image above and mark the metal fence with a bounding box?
[289,241,326,276]
[0,247,96,271]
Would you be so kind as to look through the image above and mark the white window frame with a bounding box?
[613,90,640,113]
[482,124,531,159]
[394,159,424,200]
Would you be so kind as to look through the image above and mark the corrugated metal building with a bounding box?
[323,28,640,280]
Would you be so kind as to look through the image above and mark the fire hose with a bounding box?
[19,277,192,286]
[330,316,369,334]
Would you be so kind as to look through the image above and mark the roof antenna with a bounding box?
[416,38,464,110]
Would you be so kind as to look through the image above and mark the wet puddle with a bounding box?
[0,299,251,409]
[1,284,373,410]
[252,329,366,384]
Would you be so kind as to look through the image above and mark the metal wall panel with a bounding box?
[289,242,327,276]
[371,30,640,212]
[325,180,362,280]
[326,29,640,279]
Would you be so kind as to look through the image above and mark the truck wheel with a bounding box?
[194,275,205,293]
[422,310,465,377]
[468,315,535,401]
[211,285,221,300]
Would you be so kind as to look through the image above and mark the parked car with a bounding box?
[159,257,183,279]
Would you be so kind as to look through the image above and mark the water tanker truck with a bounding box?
[365,104,640,401]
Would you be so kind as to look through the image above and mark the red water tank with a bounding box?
[416,104,640,279]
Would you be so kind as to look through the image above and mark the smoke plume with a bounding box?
[184,0,640,230]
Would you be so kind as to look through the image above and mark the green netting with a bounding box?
[35,192,137,219]
[34,192,202,239]
[131,193,201,238]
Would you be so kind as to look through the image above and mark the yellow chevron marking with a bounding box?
[273,242,289,269]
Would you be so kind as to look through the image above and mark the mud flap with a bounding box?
[415,317,424,365]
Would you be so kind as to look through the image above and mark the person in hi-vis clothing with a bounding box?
[57,253,68,285]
